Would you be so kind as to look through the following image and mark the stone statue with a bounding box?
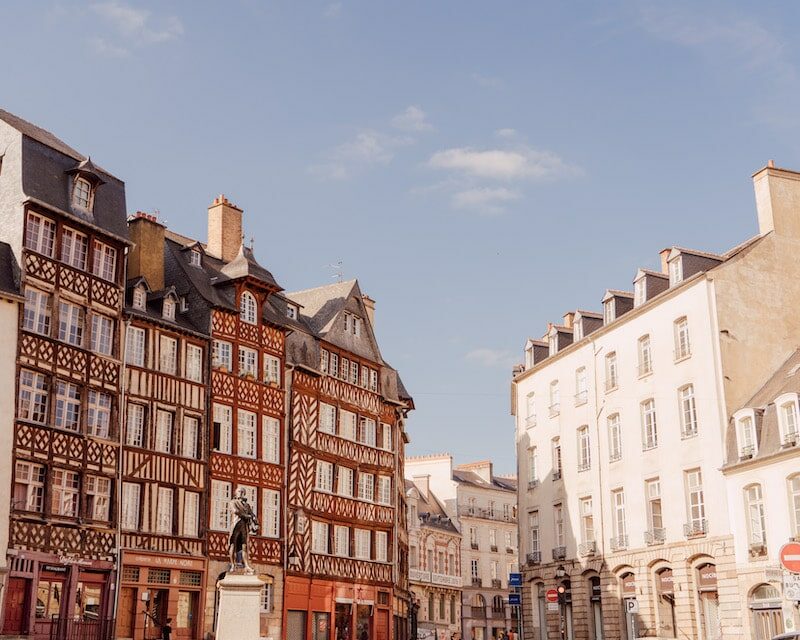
[228,487,259,574]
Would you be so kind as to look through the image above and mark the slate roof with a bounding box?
[452,469,517,493]
[125,278,208,338]
[405,480,459,534]
[286,280,361,334]
[0,242,21,298]
[218,245,281,290]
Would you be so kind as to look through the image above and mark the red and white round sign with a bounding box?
[546,589,558,603]
[780,542,800,573]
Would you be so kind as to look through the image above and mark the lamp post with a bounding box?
[555,566,566,640]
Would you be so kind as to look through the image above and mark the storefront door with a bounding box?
[288,610,308,640]
[750,585,784,640]
[376,609,389,640]
[2,577,29,634]
[117,586,137,640]
[177,590,198,639]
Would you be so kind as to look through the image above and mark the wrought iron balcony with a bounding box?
[782,432,799,448]
[674,346,691,361]
[578,541,596,557]
[490,545,498,552]
[491,579,502,589]
[549,403,561,418]
[526,551,541,566]
[637,362,652,377]
[610,535,628,551]
[552,470,562,481]
[739,445,755,460]
[574,391,588,406]
[458,506,517,524]
[470,542,479,550]
[748,543,767,558]
[684,519,708,538]
[527,479,539,490]
[644,528,666,545]
[471,577,483,587]
[552,546,566,560]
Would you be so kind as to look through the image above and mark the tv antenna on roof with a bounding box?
[326,260,343,283]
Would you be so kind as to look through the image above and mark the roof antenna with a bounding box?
[326,260,343,282]
[249,236,254,250]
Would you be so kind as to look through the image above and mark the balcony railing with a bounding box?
[527,479,539,490]
[674,347,691,361]
[491,579,502,589]
[574,391,588,406]
[782,432,799,448]
[681,426,698,439]
[578,541,596,557]
[549,403,561,418]
[552,470,562,481]
[644,528,666,545]
[526,551,541,566]
[490,545,498,552]
[525,415,537,427]
[684,519,708,538]
[471,577,483,587]
[577,462,591,472]
[470,542,479,550]
[458,506,517,524]
[749,543,768,558]
[552,546,566,560]
[739,445,755,460]
[506,546,515,554]
[410,568,431,582]
[637,362,652,377]
[432,572,463,587]
[610,535,628,551]
[609,451,622,463]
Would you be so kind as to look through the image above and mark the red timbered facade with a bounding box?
[283,281,413,640]
[0,111,129,640]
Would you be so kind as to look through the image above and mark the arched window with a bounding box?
[240,291,257,325]
[775,393,800,445]
[72,177,92,210]
[749,584,783,639]
[744,484,767,551]
[472,594,486,618]
[492,595,504,612]
[734,409,758,459]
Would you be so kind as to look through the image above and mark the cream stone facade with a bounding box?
[512,163,800,640]
[406,456,518,640]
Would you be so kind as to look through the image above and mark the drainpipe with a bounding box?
[589,339,608,569]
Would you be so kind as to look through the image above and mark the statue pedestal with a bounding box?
[215,572,264,640]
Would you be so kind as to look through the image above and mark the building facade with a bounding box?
[406,478,463,640]
[282,280,413,640]
[0,110,129,639]
[512,162,800,640]
[405,456,518,640]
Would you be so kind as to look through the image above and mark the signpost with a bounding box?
[780,543,800,573]
[784,572,800,602]
[508,593,521,606]
[625,599,639,614]
[509,573,522,588]
[546,589,558,603]
[508,573,523,640]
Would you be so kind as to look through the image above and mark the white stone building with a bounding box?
[511,162,800,640]
[406,456,518,640]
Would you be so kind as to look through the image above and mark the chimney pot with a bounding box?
[768,159,775,168]
[207,195,243,262]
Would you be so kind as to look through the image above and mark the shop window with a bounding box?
[179,571,202,587]
[313,612,330,640]
[147,568,171,585]
[121,566,140,582]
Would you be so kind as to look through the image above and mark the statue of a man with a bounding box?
[228,487,259,574]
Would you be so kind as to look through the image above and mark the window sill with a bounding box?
[673,353,692,364]
[609,455,622,463]
[605,385,618,394]
[681,430,698,440]
[642,444,658,452]
[637,370,653,380]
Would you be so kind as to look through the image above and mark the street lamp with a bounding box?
[555,566,567,640]
[555,565,566,579]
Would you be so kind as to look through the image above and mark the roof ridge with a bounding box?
[287,279,357,297]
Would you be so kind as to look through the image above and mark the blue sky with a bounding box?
[3,1,799,473]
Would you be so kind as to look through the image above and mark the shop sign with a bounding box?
[125,552,205,571]
[42,565,68,573]
[784,571,800,602]
[546,602,559,613]
[58,556,93,567]
[697,564,717,591]
[657,569,674,594]
[621,574,636,596]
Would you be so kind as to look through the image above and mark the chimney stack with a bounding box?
[659,248,672,275]
[362,295,376,328]
[752,162,800,238]
[207,194,243,263]
[128,212,165,290]
[562,312,574,329]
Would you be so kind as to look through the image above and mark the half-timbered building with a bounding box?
[116,213,211,640]
[0,110,129,639]
[282,280,414,640]
[160,196,290,640]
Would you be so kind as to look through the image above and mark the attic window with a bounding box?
[163,297,176,321]
[344,312,362,337]
[72,177,93,211]
[573,321,583,341]
[735,410,758,459]
[189,249,202,267]
[132,286,146,310]
[286,304,298,320]
[634,279,646,307]
[669,258,683,285]
[603,300,615,325]
[240,291,258,325]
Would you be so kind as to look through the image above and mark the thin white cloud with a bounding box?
[495,128,517,139]
[391,106,434,132]
[428,146,576,181]
[471,72,503,88]
[323,2,342,18]
[465,348,516,368]
[89,0,184,54]
[310,130,411,180]
[88,36,130,57]
[452,187,520,216]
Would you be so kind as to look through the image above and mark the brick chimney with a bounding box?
[752,161,800,238]
[659,248,672,274]
[362,294,376,328]
[128,212,165,290]
[207,194,243,262]
[562,312,574,329]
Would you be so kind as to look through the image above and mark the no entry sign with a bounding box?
[780,542,800,573]
[546,589,558,603]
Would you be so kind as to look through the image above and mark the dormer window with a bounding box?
[344,312,362,337]
[189,249,202,267]
[634,278,646,307]
[132,286,146,311]
[603,300,615,325]
[735,410,758,459]
[72,177,92,211]
[669,258,683,285]
[240,291,258,325]
[548,333,557,356]
[573,320,583,341]
[163,297,176,321]
[775,393,800,446]
[286,304,298,320]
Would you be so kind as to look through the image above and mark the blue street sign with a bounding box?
[509,573,522,587]
[508,593,521,606]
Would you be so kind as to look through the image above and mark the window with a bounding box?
[359,473,374,502]
[552,437,562,478]
[186,344,203,382]
[156,487,173,534]
[369,369,378,392]
[51,469,80,517]
[745,484,767,546]
[548,333,557,356]
[525,393,536,426]
[126,404,146,447]
[87,390,111,439]
[14,461,46,512]
[612,490,627,540]
[358,417,377,447]
[674,317,690,359]
[344,312,362,337]
[18,370,48,423]
[638,335,652,375]
[162,297,176,321]
[605,352,618,390]
[377,476,392,505]
[553,504,565,547]
[685,469,705,531]
[529,512,540,554]
[213,404,232,454]
[55,381,81,431]
[603,300,615,324]
[182,492,200,537]
[669,258,683,285]
[577,426,591,471]
[212,340,233,370]
[789,475,800,536]
[355,529,371,559]
[316,460,334,493]
[737,413,758,458]
[527,447,538,484]
[159,336,178,375]
[240,291,258,325]
[608,414,622,462]
[189,249,202,267]
[121,483,141,530]
[155,410,173,453]
[182,416,199,458]
[580,497,594,543]
[575,368,587,405]
[350,361,359,386]
[92,241,117,281]
[489,529,497,549]
[132,286,146,310]
[470,560,479,579]
[263,355,280,385]
[262,489,280,538]
[125,326,145,366]
[312,521,330,554]
[211,481,232,531]
[375,531,388,562]
[286,304,297,320]
[646,478,663,532]
[380,423,392,451]
[679,385,698,437]
[262,416,280,464]
[361,366,370,388]
[25,212,56,256]
[340,358,349,381]
[320,349,329,374]
[340,410,357,440]
[505,531,514,551]
[320,403,337,434]
[574,321,583,341]
[23,287,52,336]
[58,300,84,346]
[641,398,658,450]
[334,525,350,557]
[237,410,257,458]
[634,278,646,306]
[72,177,92,210]
[337,467,354,497]
[85,475,111,521]
[90,314,114,355]
[239,346,258,377]
[549,380,560,415]
[776,394,800,444]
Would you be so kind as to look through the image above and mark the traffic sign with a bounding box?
[546,589,558,603]
[785,571,800,601]
[546,602,559,613]
[625,599,639,614]
[509,573,522,587]
[780,542,800,573]
[508,593,521,606]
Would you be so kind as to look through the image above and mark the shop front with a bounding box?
[285,576,394,640]
[1,550,115,640]
[117,550,206,640]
